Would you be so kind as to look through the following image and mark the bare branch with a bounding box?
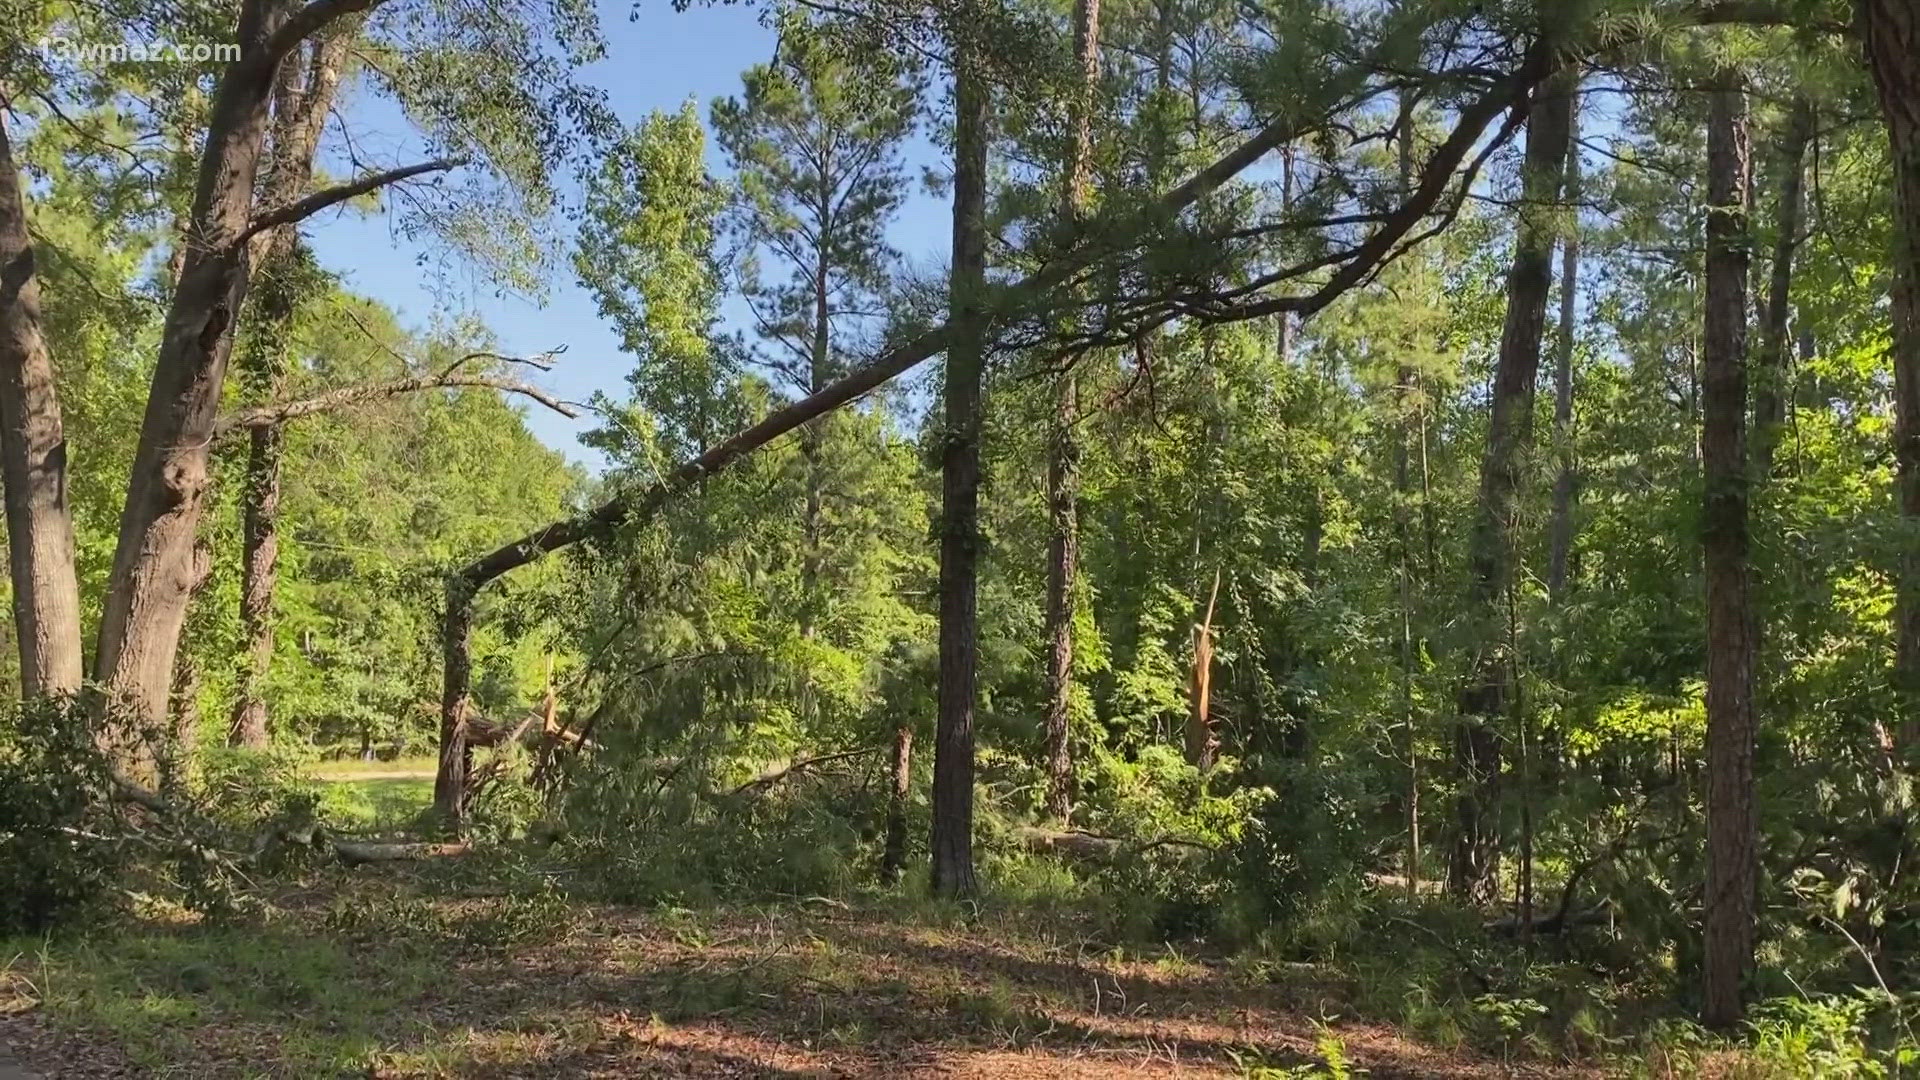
[238,157,467,246]
[214,371,579,437]
[439,345,564,378]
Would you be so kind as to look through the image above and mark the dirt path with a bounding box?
[0,1012,134,1078]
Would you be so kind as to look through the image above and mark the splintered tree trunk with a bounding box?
[231,32,347,749]
[1701,77,1757,1033]
[930,36,990,901]
[1186,569,1220,769]
[0,116,83,698]
[883,724,913,882]
[92,0,302,756]
[1860,0,1920,756]
[1752,99,1812,481]
[1044,0,1100,822]
[1450,70,1575,907]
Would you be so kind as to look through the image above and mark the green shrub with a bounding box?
[1746,992,1920,1078]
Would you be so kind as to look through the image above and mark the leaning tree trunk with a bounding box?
[1043,0,1101,822]
[231,32,347,749]
[1859,0,1920,756]
[0,115,83,698]
[929,33,991,901]
[91,0,334,759]
[1701,76,1758,1034]
[1751,98,1812,481]
[1450,68,1576,907]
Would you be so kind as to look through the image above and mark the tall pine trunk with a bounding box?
[1043,0,1100,821]
[1450,68,1575,906]
[1546,105,1581,604]
[930,30,990,899]
[1859,0,1920,756]
[799,252,831,639]
[1752,99,1812,480]
[1701,76,1757,1033]
[231,35,346,748]
[0,116,83,698]
[1393,91,1421,892]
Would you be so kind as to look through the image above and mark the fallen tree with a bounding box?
[431,42,1566,826]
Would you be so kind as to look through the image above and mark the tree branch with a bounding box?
[238,157,467,246]
[726,747,883,798]
[265,0,394,65]
[214,371,578,437]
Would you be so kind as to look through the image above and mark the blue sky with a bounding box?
[307,0,951,468]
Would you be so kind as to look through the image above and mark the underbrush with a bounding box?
[0,697,448,935]
[8,702,1917,1076]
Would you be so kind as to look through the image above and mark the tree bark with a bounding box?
[1043,0,1100,822]
[1752,98,1812,481]
[1450,69,1575,907]
[231,32,347,749]
[433,575,477,825]
[90,0,364,759]
[929,36,990,901]
[164,541,214,795]
[1859,0,1920,756]
[0,115,83,698]
[1701,76,1757,1033]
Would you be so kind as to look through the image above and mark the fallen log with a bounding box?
[331,840,472,866]
[1016,827,1211,862]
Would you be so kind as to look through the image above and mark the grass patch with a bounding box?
[316,775,434,833]
[309,756,438,781]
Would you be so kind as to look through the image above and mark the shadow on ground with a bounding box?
[4,893,1590,1078]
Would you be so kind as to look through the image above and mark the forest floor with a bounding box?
[0,877,1619,1079]
[0,777,1657,1077]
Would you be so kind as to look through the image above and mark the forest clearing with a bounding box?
[5,0,1920,1074]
